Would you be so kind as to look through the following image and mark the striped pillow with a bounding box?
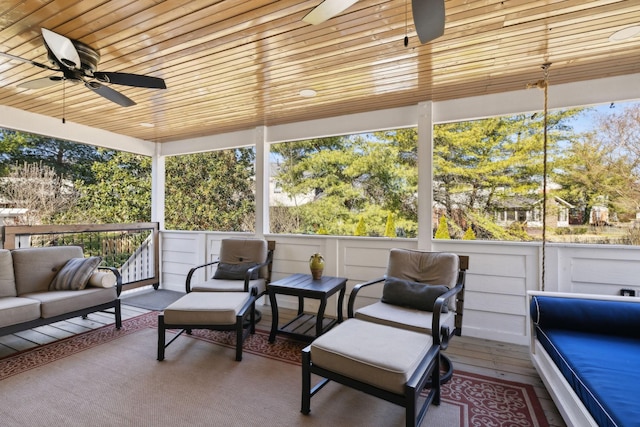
[49,256,102,291]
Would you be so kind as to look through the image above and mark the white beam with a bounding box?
[0,105,155,155]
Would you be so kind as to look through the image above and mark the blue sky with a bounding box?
[569,100,639,134]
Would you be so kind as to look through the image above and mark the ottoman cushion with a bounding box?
[310,318,434,394]
[164,292,251,325]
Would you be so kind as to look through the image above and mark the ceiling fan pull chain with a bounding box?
[62,79,66,124]
[404,0,409,47]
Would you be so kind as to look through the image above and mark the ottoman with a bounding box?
[157,291,255,361]
[301,318,440,427]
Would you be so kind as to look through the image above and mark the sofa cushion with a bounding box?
[536,327,640,427]
[0,250,17,298]
[0,297,40,328]
[382,276,449,312]
[12,246,84,295]
[21,287,117,319]
[49,256,102,291]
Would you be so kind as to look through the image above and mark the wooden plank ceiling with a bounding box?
[0,0,639,143]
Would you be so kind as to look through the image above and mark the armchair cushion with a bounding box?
[49,256,102,291]
[213,262,259,280]
[382,276,449,312]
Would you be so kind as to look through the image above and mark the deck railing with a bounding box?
[1,222,159,291]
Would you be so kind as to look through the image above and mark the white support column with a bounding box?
[417,101,434,250]
[254,126,269,237]
[151,143,165,230]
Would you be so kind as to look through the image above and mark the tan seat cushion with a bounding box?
[310,319,434,394]
[355,301,455,334]
[21,287,117,318]
[0,297,40,328]
[0,250,17,298]
[190,278,266,295]
[164,292,251,325]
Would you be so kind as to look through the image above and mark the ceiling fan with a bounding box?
[0,28,166,107]
[302,0,445,44]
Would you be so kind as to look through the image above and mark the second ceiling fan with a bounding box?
[302,0,445,44]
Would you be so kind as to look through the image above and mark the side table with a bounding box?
[268,273,347,343]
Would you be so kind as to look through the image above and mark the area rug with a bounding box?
[0,312,549,427]
[120,288,185,310]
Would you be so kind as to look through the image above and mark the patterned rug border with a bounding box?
[0,311,549,426]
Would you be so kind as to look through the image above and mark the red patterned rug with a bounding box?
[0,312,549,427]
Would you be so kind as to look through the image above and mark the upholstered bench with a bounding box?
[157,291,255,361]
[301,318,440,427]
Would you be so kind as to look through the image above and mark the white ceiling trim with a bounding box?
[0,105,154,155]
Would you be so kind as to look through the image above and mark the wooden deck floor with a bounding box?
[0,302,565,427]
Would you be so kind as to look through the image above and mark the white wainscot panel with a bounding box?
[466,291,525,316]
[467,275,527,296]
[571,258,640,287]
[463,309,528,345]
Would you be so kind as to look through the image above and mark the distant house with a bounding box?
[494,196,574,228]
[0,206,28,225]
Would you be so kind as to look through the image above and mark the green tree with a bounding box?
[463,226,476,240]
[554,105,640,222]
[354,216,367,236]
[435,216,450,239]
[69,151,151,223]
[271,130,418,237]
[434,110,580,239]
[0,129,110,183]
[165,149,255,231]
[384,213,397,237]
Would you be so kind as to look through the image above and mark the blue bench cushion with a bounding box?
[532,296,640,427]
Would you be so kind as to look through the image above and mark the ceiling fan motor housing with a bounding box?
[46,38,100,73]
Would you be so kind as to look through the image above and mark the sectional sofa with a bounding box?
[0,246,122,336]
[529,291,640,427]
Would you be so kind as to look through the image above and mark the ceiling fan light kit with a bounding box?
[412,0,445,44]
[1,28,166,109]
[304,0,445,44]
[303,0,359,25]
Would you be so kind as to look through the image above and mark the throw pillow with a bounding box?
[213,262,259,280]
[381,276,449,312]
[87,271,117,288]
[49,256,102,291]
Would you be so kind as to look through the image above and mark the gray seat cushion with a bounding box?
[310,319,434,394]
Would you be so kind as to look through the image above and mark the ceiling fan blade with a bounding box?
[303,0,359,25]
[41,28,81,69]
[93,71,167,89]
[412,0,445,44]
[18,76,63,89]
[0,51,56,70]
[85,81,136,107]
